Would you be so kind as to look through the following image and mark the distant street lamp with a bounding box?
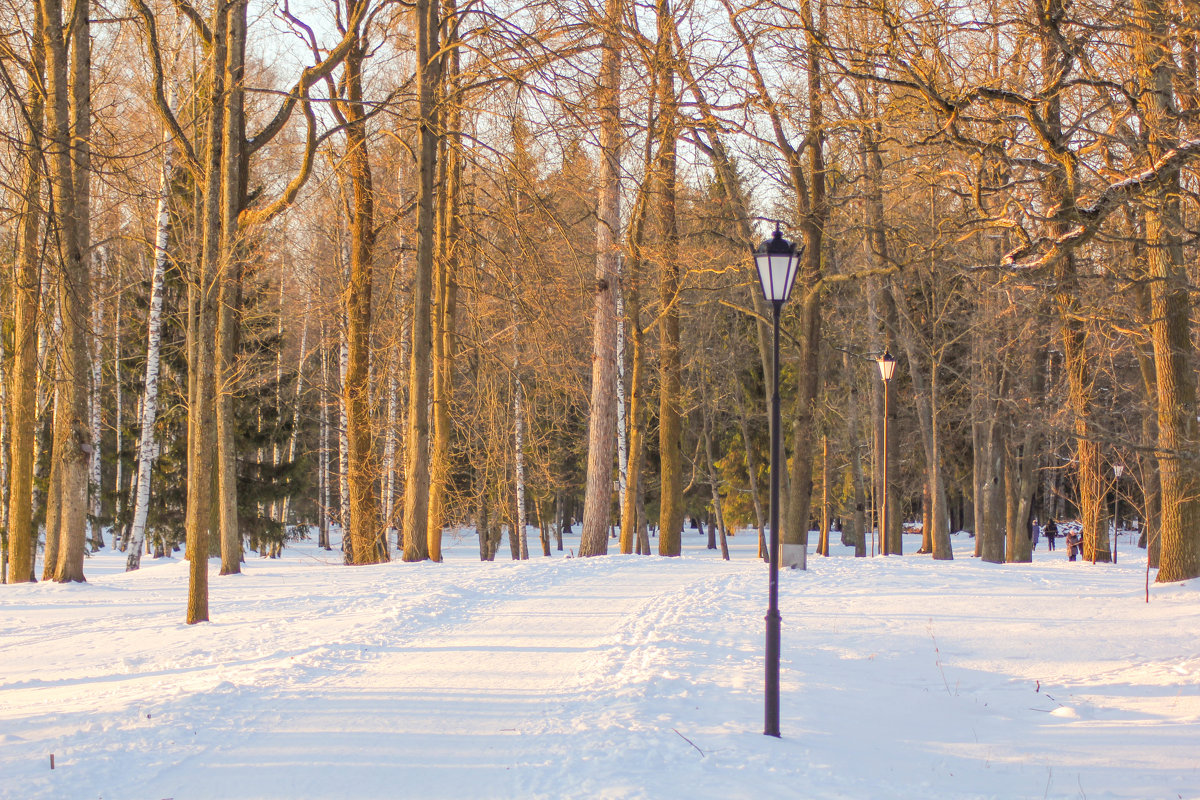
[877,350,897,556]
[1113,463,1124,565]
[753,225,802,739]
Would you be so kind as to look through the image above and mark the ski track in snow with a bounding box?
[1,533,1199,800]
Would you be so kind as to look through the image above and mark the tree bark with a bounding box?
[185,0,230,623]
[1136,0,1200,582]
[342,9,385,565]
[43,0,92,584]
[578,0,622,557]
[216,0,247,576]
[781,0,827,561]
[126,148,171,570]
[401,0,441,562]
[655,0,683,558]
[732,377,767,560]
[428,27,461,561]
[6,0,45,584]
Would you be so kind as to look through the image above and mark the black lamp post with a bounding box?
[753,225,802,738]
[876,350,897,556]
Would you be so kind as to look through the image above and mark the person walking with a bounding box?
[1031,517,1041,551]
[1044,518,1058,552]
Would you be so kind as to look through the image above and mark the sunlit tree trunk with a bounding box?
[401,0,442,562]
[6,0,45,584]
[217,0,247,576]
[185,0,230,622]
[43,0,93,584]
[428,0,461,563]
[341,10,385,564]
[1137,0,1200,581]
[655,0,683,558]
[578,0,622,557]
[1035,0,1106,564]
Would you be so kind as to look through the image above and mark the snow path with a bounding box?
[2,533,1199,799]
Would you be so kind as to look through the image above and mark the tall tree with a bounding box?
[401,0,442,561]
[1137,0,1200,582]
[5,0,45,584]
[578,0,623,557]
[42,0,92,583]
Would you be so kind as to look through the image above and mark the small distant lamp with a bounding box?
[876,349,897,555]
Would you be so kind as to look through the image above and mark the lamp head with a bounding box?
[877,349,897,382]
[753,226,802,304]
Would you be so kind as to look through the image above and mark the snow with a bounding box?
[2,530,1198,800]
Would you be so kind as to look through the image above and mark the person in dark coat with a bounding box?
[1044,518,1058,551]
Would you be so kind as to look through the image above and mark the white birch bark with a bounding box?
[513,302,528,560]
[319,319,331,549]
[382,342,399,541]
[271,281,286,523]
[113,256,122,531]
[1,348,8,576]
[89,250,105,548]
[338,314,351,555]
[125,142,172,571]
[614,263,628,526]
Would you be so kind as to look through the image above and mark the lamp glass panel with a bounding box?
[754,252,775,300]
[771,253,793,300]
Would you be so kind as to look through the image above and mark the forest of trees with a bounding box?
[3,0,1200,620]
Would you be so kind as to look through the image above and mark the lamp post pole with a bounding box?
[752,225,801,739]
[765,298,783,738]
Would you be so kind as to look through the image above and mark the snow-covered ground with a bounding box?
[1,529,1197,800]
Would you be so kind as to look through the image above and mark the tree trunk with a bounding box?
[615,262,629,547]
[125,143,171,570]
[655,0,683,558]
[43,0,92,584]
[578,0,622,557]
[428,21,461,561]
[781,0,827,561]
[842,354,868,558]
[280,313,310,527]
[1137,0,1200,582]
[401,0,441,562]
[702,409,730,561]
[318,325,332,550]
[343,18,385,565]
[619,281,645,556]
[337,308,351,557]
[185,0,231,623]
[217,0,247,576]
[5,0,45,583]
[732,377,767,560]
[88,254,104,551]
[513,307,529,561]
